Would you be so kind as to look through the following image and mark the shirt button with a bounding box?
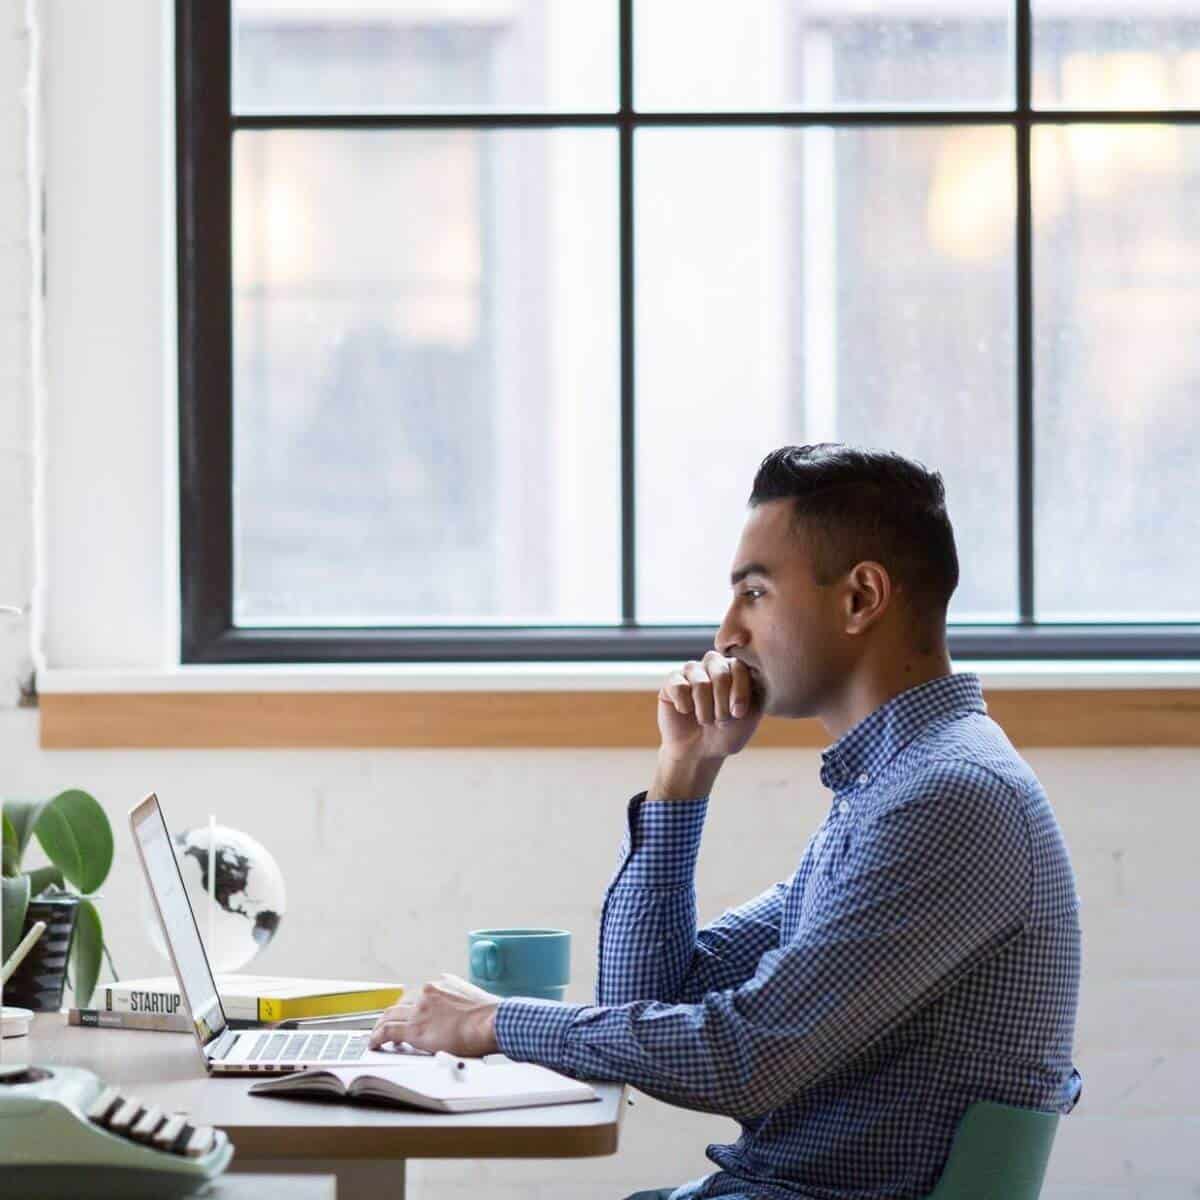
[838,800,851,816]
[856,772,870,786]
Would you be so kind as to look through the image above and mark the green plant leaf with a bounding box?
[34,790,113,895]
[1,873,31,963]
[1,811,18,876]
[25,864,65,896]
[34,804,83,888]
[70,898,104,1009]
[3,799,50,866]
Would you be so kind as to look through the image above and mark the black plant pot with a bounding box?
[2,895,79,1011]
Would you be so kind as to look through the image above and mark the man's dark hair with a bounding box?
[750,444,959,638]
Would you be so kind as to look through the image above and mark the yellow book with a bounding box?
[254,982,405,1023]
[104,975,404,1023]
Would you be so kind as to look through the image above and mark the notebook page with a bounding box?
[325,1057,597,1105]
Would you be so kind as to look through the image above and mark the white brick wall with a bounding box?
[1,712,1198,1196]
[1,2,1197,1195]
[0,0,32,704]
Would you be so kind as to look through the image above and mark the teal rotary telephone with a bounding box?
[0,1063,232,1197]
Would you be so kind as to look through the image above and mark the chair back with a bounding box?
[925,1099,1060,1200]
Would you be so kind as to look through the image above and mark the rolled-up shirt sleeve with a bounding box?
[496,764,1032,1121]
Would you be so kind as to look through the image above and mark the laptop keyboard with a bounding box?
[244,1030,370,1065]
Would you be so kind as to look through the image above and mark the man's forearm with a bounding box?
[596,791,709,1005]
[648,753,725,802]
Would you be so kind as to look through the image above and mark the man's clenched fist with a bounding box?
[650,651,765,801]
[657,650,764,760]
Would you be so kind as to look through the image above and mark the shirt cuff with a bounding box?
[495,997,586,1069]
[613,791,709,888]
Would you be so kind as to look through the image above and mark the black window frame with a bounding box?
[178,0,1200,664]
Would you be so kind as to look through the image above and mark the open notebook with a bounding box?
[248,1053,598,1114]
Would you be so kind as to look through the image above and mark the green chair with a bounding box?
[924,1100,1061,1200]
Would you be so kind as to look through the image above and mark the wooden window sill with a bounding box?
[35,666,1200,748]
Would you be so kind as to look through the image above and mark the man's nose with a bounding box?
[715,607,747,657]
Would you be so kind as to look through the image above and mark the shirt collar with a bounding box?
[819,673,987,792]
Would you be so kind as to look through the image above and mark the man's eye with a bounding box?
[741,589,764,601]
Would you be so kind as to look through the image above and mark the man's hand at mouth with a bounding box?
[651,651,765,800]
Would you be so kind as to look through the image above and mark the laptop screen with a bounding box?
[131,794,227,1048]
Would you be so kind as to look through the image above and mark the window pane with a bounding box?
[636,0,1012,111]
[1034,125,1200,621]
[233,1,617,113]
[635,128,1017,625]
[233,130,620,625]
[1035,7,1200,108]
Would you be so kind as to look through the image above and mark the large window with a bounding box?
[178,1,1200,663]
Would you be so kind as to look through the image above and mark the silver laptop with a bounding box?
[130,792,409,1075]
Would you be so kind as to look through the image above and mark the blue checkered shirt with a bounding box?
[496,673,1082,1199]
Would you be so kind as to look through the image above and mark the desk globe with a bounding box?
[147,824,286,972]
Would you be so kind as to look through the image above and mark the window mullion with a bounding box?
[619,0,637,625]
[1015,0,1035,624]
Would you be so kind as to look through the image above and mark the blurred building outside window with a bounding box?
[227,1,1200,635]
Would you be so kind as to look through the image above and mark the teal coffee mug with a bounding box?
[468,928,570,1001]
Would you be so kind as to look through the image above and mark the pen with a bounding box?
[434,1050,469,1082]
[1,920,47,986]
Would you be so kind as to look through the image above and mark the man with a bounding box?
[372,444,1082,1200]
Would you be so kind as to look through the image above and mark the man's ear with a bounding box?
[842,561,892,636]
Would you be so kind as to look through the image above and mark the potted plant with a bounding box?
[1,789,116,1010]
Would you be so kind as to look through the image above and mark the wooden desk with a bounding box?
[13,1015,626,1199]
[205,1177,335,1199]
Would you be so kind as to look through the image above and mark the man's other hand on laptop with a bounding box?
[369,973,501,1057]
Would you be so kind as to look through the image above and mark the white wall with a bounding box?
[2,710,1198,1198]
[0,0,35,701]
[2,2,1198,1197]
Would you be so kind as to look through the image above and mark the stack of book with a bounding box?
[69,975,404,1032]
